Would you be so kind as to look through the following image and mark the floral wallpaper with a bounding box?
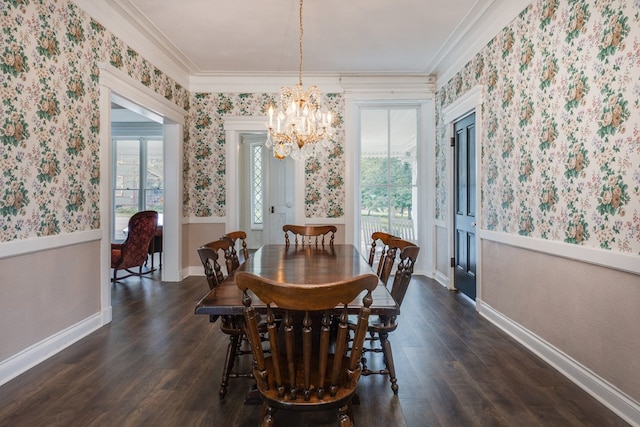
[436,0,640,254]
[185,92,345,218]
[0,0,188,242]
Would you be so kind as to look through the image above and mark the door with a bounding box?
[453,113,477,300]
[240,134,265,248]
[240,134,294,247]
[266,151,294,244]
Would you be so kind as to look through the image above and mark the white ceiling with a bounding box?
[113,0,495,76]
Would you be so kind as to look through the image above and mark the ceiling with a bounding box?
[114,0,491,77]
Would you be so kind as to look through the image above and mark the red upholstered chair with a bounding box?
[111,210,158,283]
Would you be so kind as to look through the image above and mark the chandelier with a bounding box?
[265,0,333,160]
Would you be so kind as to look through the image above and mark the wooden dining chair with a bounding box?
[197,239,253,399]
[377,236,417,286]
[282,224,337,247]
[110,210,158,283]
[221,230,249,271]
[236,271,378,427]
[368,231,398,285]
[357,240,420,395]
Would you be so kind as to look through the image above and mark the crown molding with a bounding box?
[339,74,436,95]
[72,0,192,88]
[190,73,435,95]
[189,72,344,94]
[432,0,532,87]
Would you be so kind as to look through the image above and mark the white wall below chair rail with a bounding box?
[0,230,102,260]
[480,230,640,276]
[478,300,640,426]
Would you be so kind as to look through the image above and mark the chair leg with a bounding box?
[379,331,398,395]
[262,403,276,427]
[219,333,240,399]
[337,404,353,427]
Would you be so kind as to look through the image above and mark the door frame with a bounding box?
[443,85,483,304]
[224,116,304,236]
[99,63,186,323]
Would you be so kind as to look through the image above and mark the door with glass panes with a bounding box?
[359,107,418,255]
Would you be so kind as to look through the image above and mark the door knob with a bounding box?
[471,222,476,227]
[271,206,274,214]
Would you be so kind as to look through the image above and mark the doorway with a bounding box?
[239,133,294,247]
[99,63,185,307]
[224,117,303,247]
[453,113,477,300]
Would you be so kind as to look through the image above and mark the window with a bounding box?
[359,107,418,253]
[251,142,264,228]
[112,137,163,241]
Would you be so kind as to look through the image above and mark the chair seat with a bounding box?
[348,314,398,334]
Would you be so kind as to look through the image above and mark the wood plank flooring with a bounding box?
[0,271,629,426]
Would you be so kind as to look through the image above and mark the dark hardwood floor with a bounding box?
[0,267,629,426]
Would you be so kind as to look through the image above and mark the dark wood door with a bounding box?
[454,113,477,300]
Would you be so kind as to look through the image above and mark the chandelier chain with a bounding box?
[298,0,303,86]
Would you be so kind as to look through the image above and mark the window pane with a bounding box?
[114,189,139,240]
[360,109,388,156]
[146,139,163,214]
[390,109,417,185]
[388,186,416,240]
[252,144,263,226]
[115,139,140,190]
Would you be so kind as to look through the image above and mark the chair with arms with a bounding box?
[111,210,158,283]
[237,271,378,427]
[358,239,420,395]
[283,224,337,247]
[197,239,253,399]
[221,230,249,271]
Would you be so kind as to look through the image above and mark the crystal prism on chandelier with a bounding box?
[264,0,334,161]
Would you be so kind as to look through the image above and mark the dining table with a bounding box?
[194,243,399,318]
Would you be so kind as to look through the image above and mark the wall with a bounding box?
[185,93,346,219]
[183,222,226,275]
[435,0,640,418]
[0,0,188,384]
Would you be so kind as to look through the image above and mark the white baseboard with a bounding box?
[434,270,450,288]
[184,266,205,278]
[0,313,103,387]
[477,299,640,426]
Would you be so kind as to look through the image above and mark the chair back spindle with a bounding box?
[197,239,233,289]
[237,271,377,424]
[283,224,337,247]
[221,230,249,271]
